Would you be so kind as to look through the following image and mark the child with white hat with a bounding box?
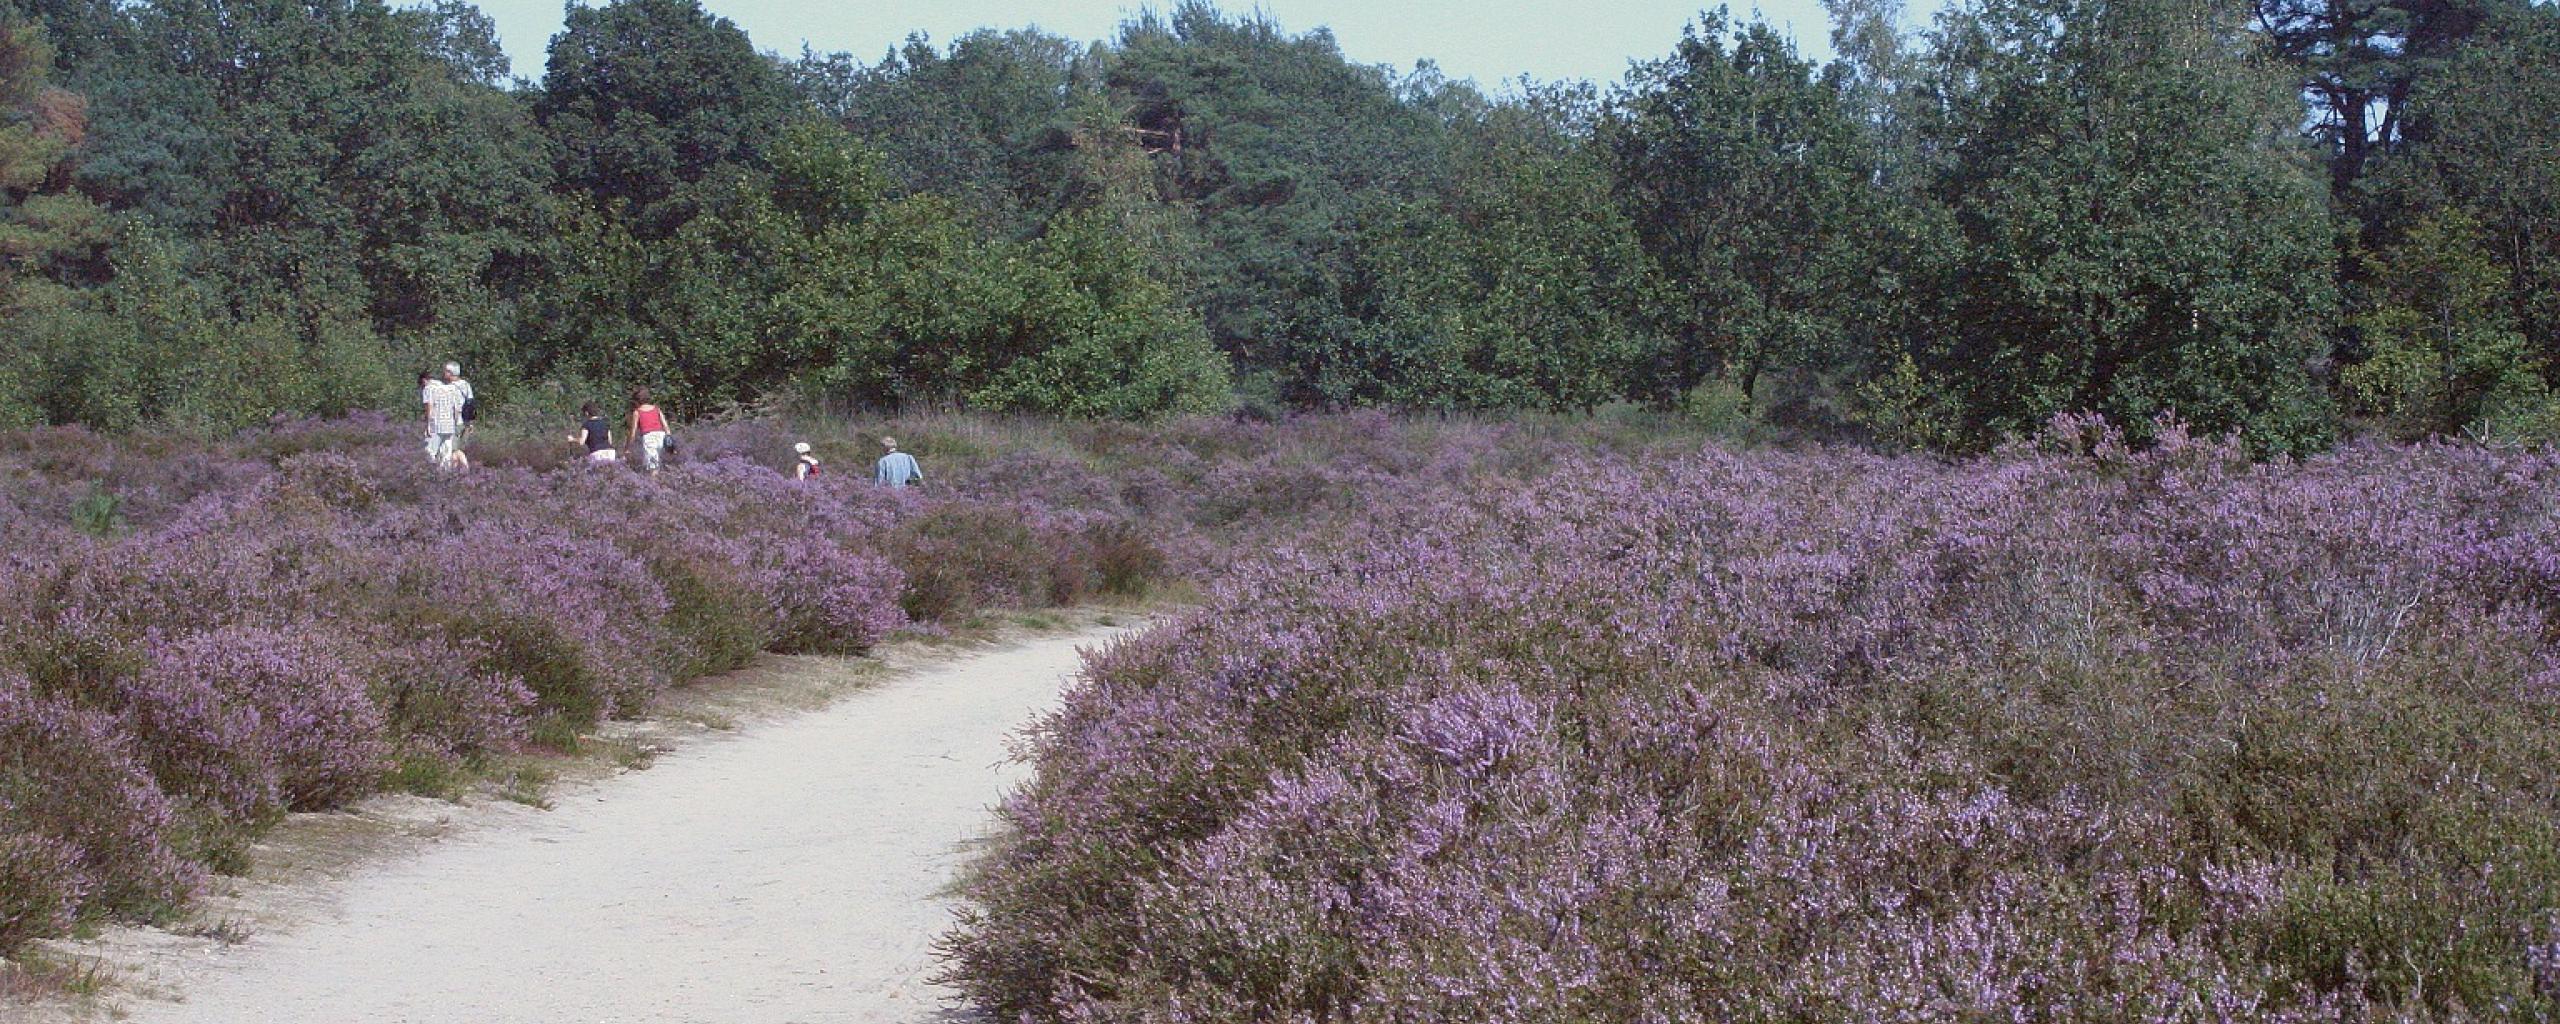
[794,441,821,480]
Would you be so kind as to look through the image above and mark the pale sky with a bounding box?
[465,0,1858,89]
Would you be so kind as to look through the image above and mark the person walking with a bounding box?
[419,371,442,464]
[874,436,922,489]
[421,369,466,471]
[793,441,821,480]
[444,362,477,454]
[571,402,617,463]
[628,388,671,476]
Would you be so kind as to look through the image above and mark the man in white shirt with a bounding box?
[422,372,465,469]
[444,362,476,453]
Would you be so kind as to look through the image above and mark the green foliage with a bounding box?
[1851,353,1968,451]
[0,10,113,427]
[1905,0,2342,454]
[794,29,1099,232]
[640,545,766,681]
[2345,208,2549,439]
[535,0,795,239]
[129,0,548,345]
[1677,376,1757,436]
[2254,0,2505,193]
[1345,85,1654,411]
[0,14,111,292]
[0,0,2548,446]
[528,120,1227,419]
[68,486,122,539]
[7,0,544,428]
[1106,3,1448,402]
[886,504,1051,622]
[2372,3,2560,385]
[9,230,399,432]
[1601,11,1884,406]
[965,208,1232,418]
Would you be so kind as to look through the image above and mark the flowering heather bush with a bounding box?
[0,410,1609,950]
[887,503,1079,622]
[359,635,532,760]
[0,673,199,937]
[139,628,389,813]
[949,421,2560,1022]
[629,534,773,680]
[756,538,906,656]
[408,521,671,730]
[0,830,87,950]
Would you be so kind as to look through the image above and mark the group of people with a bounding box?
[808,435,926,488]
[566,388,673,475]
[421,362,924,487]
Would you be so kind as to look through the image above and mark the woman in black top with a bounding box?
[571,402,617,463]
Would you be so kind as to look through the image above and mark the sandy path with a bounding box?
[111,628,1116,1024]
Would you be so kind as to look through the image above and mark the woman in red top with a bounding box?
[629,387,671,476]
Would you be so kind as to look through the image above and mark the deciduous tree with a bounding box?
[1908,0,2342,453]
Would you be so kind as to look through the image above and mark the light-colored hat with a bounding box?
[443,362,462,376]
[880,436,897,448]
[793,442,812,454]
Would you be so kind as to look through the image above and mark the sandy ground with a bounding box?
[13,624,1125,1024]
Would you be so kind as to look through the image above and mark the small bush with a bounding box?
[0,830,88,950]
[409,523,670,727]
[758,540,905,655]
[274,452,385,513]
[888,505,1053,622]
[0,673,200,935]
[69,487,125,539]
[438,609,611,748]
[142,628,389,813]
[1083,520,1166,598]
[361,636,534,757]
[640,539,770,680]
[1676,377,1755,434]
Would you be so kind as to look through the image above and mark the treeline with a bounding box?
[0,0,2554,451]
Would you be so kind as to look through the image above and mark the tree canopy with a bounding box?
[4,0,2555,445]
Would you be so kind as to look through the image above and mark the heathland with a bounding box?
[944,416,2560,1022]
[4,0,2560,1018]
[5,410,2553,1022]
[0,411,1664,957]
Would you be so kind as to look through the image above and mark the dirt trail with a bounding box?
[69,627,1121,1024]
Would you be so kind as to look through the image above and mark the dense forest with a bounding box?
[0,0,2553,451]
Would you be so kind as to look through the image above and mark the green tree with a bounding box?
[1346,84,1656,411]
[531,121,1228,419]
[0,10,113,427]
[2251,0,2513,193]
[2369,3,2560,383]
[13,228,400,432]
[536,0,797,240]
[794,29,1100,233]
[43,0,551,410]
[0,11,111,296]
[0,13,384,433]
[1822,0,1918,176]
[1907,0,2341,453]
[968,207,1232,418]
[1600,11,1884,408]
[2343,208,2547,438]
[1104,3,1449,404]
